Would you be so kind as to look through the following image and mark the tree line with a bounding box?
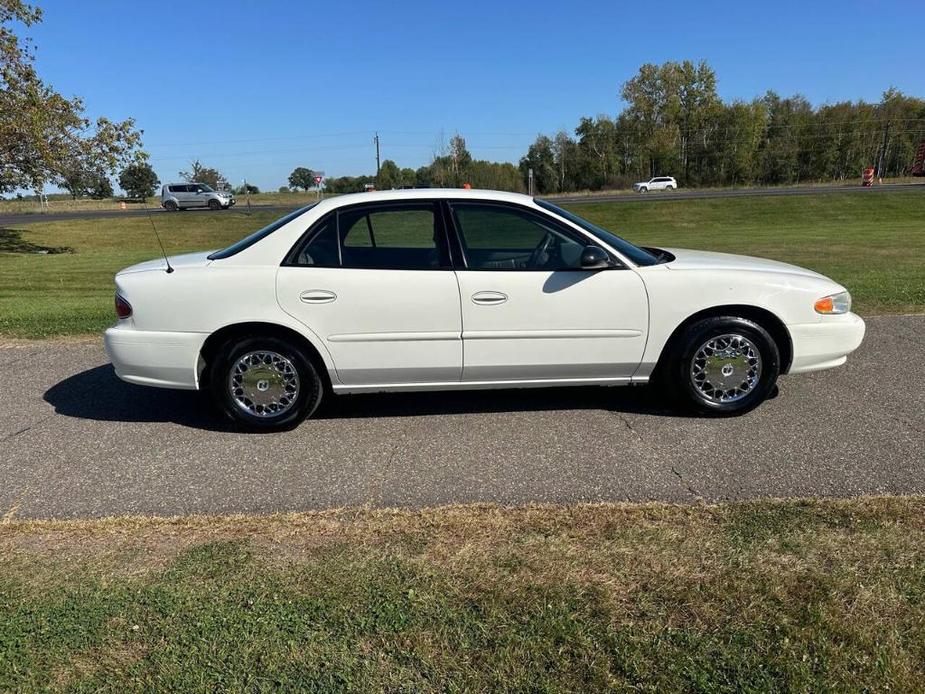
[519,61,925,194]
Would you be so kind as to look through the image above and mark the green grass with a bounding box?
[569,191,925,315]
[2,498,924,691]
[1,191,923,338]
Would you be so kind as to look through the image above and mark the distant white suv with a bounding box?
[633,176,677,193]
[161,183,235,211]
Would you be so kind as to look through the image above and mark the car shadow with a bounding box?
[43,365,236,432]
[43,364,688,431]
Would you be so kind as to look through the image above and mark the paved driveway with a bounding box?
[1,316,922,519]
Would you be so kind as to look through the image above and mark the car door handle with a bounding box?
[471,291,508,306]
[300,289,337,304]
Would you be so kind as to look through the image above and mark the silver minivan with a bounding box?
[161,183,235,211]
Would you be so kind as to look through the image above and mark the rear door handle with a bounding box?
[300,289,337,304]
[471,290,508,306]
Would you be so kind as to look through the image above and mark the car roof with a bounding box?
[316,188,535,208]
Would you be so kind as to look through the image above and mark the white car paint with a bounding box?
[633,176,677,192]
[104,188,865,398]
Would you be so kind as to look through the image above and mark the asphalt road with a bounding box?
[1,316,922,520]
[3,182,922,227]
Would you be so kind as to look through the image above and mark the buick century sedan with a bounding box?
[105,189,865,431]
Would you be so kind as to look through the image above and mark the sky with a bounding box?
[23,0,925,191]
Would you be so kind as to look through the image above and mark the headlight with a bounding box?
[815,291,851,314]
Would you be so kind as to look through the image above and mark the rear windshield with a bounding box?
[534,199,659,266]
[208,205,316,260]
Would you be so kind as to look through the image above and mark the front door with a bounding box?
[276,201,462,386]
[448,202,648,382]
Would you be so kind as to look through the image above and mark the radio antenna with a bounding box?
[141,199,174,273]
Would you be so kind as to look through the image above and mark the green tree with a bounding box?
[288,166,315,191]
[0,1,143,194]
[400,167,417,187]
[377,159,401,189]
[88,174,113,199]
[180,160,229,190]
[519,135,558,193]
[118,161,159,200]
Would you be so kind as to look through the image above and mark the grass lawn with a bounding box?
[1,191,923,338]
[2,498,924,690]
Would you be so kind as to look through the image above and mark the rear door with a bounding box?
[277,201,463,386]
[177,184,196,208]
[448,201,648,382]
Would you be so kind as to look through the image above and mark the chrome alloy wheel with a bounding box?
[228,351,300,418]
[690,333,762,403]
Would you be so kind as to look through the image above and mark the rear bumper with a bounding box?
[787,312,866,375]
[104,325,207,390]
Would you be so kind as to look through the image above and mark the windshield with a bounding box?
[534,199,660,266]
[208,204,316,260]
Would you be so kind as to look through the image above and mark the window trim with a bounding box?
[444,199,622,272]
[282,200,453,271]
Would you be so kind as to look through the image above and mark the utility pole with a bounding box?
[876,121,890,182]
[373,132,381,186]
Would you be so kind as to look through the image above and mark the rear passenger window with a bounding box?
[292,215,338,267]
[338,204,447,270]
[286,203,450,270]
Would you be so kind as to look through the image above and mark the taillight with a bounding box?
[115,294,132,319]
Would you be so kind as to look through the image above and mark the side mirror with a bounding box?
[580,245,613,270]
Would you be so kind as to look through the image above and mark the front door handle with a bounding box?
[300,289,337,304]
[471,290,508,306]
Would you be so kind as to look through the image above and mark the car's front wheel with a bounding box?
[209,336,323,431]
[208,199,222,211]
[666,316,780,416]
[638,187,648,193]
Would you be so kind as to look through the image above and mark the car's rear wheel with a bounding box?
[209,336,323,431]
[208,199,221,211]
[665,316,780,416]
[164,200,178,211]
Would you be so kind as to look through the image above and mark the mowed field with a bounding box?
[3,498,925,690]
[0,190,923,338]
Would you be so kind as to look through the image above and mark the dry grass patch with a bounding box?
[2,497,925,690]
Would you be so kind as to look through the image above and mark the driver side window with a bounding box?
[451,203,586,270]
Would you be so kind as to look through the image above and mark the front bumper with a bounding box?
[104,324,207,390]
[787,312,866,374]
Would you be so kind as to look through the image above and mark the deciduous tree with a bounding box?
[288,166,315,191]
[118,161,159,200]
[0,1,144,194]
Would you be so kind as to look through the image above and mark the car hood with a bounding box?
[117,250,215,275]
[661,248,828,280]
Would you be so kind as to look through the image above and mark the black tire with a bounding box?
[639,187,648,193]
[664,316,780,416]
[209,335,323,432]
[208,199,221,211]
[164,200,178,211]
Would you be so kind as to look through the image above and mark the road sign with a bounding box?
[314,175,323,185]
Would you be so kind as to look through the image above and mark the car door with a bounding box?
[448,201,648,382]
[176,184,195,208]
[276,201,462,386]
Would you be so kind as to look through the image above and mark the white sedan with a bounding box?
[105,189,865,431]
